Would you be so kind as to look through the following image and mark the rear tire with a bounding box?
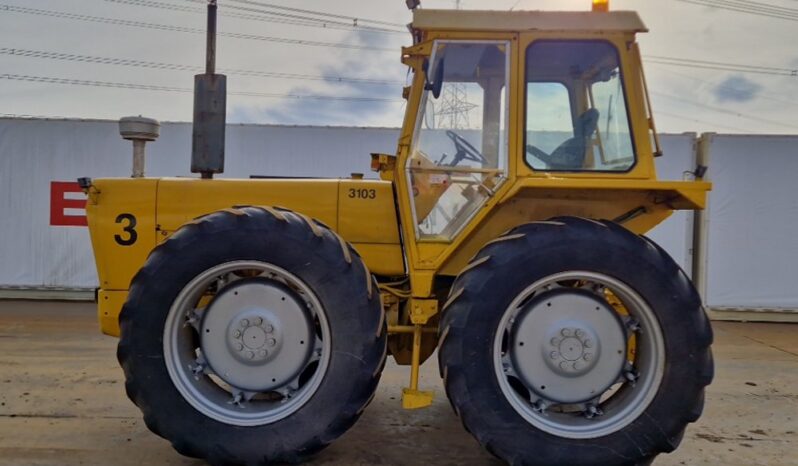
[117,206,386,465]
[439,217,713,466]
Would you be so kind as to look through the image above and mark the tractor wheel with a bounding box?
[117,206,386,465]
[438,217,713,466]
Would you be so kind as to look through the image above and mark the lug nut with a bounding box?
[561,328,572,337]
[258,350,267,357]
[254,317,263,326]
[550,351,559,359]
[267,338,277,347]
[247,351,255,359]
[550,337,561,346]
[559,361,569,370]
[584,353,593,361]
[584,339,593,348]
[240,319,250,327]
[233,330,241,338]
[235,343,243,351]
[264,324,274,333]
[575,329,584,338]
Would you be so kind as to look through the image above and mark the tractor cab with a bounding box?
[397,9,663,243]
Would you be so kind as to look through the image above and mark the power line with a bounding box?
[2,1,794,131]
[2,73,789,130]
[647,54,798,75]
[655,110,752,132]
[681,0,798,17]
[200,0,406,32]
[4,75,791,132]
[223,0,406,28]
[6,43,792,90]
[0,48,403,86]
[649,64,798,107]
[17,44,794,95]
[674,0,798,19]
[674,0,798,21]
[0,4,395,52]
[7,4,793,77]
[713,0,798,14]
[650,90,798,130]
[645,55,798,77]
[0,74,404,103]
[103,0,406,34]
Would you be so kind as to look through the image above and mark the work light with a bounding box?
[593,0,609,12]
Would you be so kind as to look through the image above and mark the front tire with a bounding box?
[118,206,386,465]
[439,217,713,466]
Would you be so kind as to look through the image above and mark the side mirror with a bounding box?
[423,58,445,99]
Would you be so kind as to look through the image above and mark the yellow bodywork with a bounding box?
[88,177,404,336]
[84,8,710,409]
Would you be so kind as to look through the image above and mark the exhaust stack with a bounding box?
[191,0,226,179]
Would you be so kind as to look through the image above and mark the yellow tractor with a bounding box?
[81,1,713,464]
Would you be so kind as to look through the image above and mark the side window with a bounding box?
[524,40,636,172]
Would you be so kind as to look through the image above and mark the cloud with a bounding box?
[713,75,763,103]
[231,27,410,127]
[231,88,403,127]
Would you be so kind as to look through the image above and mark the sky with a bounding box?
[0,0,797,134]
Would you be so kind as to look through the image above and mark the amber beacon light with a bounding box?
[592,0,609,12]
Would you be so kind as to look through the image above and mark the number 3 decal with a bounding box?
[115,213,138,246]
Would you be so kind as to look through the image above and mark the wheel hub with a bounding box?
[228,313,280,363]
[510,289,627,404]
[545,325,598,376]
[200,278,313,392]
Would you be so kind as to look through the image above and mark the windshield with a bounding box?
[525,40,635,172]
[407,41,509,241]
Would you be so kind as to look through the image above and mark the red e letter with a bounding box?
[50,181,88,227]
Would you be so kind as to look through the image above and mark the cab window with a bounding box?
[525,40,635,172]
[407,41,510,241]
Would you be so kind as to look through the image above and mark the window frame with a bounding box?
[522,39,639,174]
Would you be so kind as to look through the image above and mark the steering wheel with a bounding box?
[445,130,487,166]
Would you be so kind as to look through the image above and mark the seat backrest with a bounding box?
[576,108,600,140]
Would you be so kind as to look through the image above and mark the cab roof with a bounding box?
[412,9,648,34]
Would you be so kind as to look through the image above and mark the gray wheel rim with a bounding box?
[493,271,665,439]
[164,260,331,427]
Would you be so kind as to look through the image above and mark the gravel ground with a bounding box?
[0,300,795,466]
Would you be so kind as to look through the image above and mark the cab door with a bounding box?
[395,38,518,277]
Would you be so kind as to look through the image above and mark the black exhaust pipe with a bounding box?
[191,0,226,179]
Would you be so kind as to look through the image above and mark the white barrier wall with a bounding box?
[0,118,397,290]
[704,135,798,311]
[5,118,794,316]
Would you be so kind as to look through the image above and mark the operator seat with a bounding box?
[527,108,600,170]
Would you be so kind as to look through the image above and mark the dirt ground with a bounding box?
[0,300,795,466]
